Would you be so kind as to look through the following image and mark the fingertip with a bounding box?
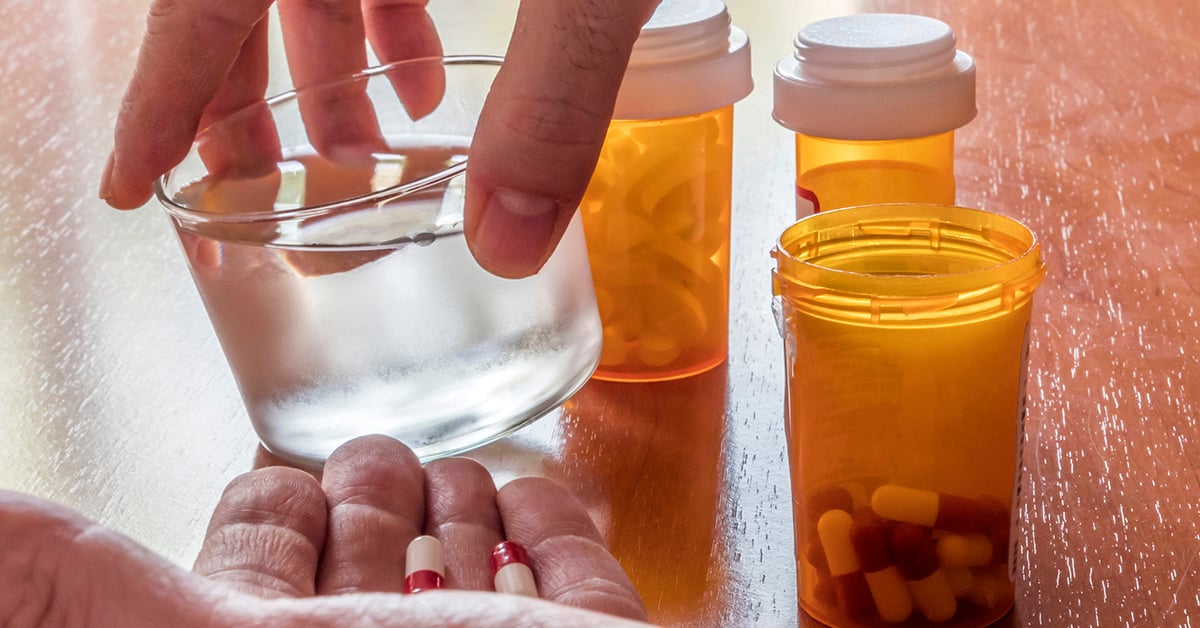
[98,152,114,202]
[463,0,657,279]
[422,457,504,591]
[211,466,327,540]
[197,466,327,598]
[497,475,572,504]
[399,79,444,123]
[318,435,426,595]
[320,435,426,513]
[423,456,499,515]
[293,74,387,166]
[222,465,325,503]
[0,490,92,537]
[497,475,580,504]
[325,434,422,471]
[464,185,570,279]
[423,455,494,483]
[362,3,445,121]
[102,155,157,210]
[390,58,446,123]
[496,475,603,542]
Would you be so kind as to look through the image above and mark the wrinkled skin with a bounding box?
[0,436,649,627]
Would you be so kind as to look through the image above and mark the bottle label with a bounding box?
[796,184,820,215]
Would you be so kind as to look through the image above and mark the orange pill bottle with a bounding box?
[773,14,976,216]
[580,0,752,382]
[772,204,1046,627]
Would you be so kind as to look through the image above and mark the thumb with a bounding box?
[464,0,662,279]
[0,490,241,627]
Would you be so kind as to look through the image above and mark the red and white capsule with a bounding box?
[849,510,913,623]
[871,484,990,533]
[491,540,538,597]
[403,535,445,594]
[816,509,874,620]
[890,524,957,622]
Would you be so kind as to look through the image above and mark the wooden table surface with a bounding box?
[2,0,1198,625]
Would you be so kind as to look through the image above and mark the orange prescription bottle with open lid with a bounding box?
[773,13,976,216]
[581,0,752,382]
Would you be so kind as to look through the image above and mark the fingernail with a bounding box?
[99,152,115,202]
[470,187,561,279]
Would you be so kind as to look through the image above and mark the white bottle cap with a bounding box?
[613,0,753,120]
[773,13,976,140]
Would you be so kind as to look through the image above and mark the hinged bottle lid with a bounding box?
[773,14,976,140]
[613,0,753,120]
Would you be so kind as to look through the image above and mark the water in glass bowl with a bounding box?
[170,143,602,466]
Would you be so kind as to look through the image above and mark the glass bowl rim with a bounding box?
[154,54,503,225]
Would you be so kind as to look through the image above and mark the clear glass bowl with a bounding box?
[157,56,602,466]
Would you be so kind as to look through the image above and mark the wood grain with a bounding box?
[0,0,1196,625]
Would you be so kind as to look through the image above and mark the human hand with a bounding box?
[100,0,662,279]
[0,435,648,627]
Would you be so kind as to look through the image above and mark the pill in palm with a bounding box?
[490,541,538,597]
[403,535,445,594]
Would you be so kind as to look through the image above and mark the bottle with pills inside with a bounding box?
[773,13,976,216]
[580,0,752,382]
[773,204,1046,627]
